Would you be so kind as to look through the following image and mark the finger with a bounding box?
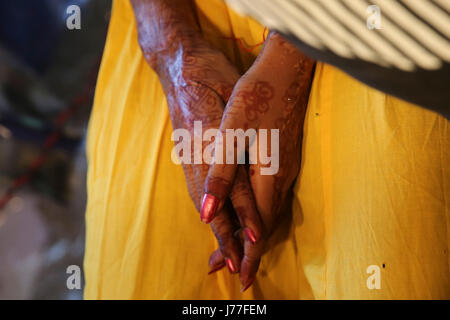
[230,166,263,245]
[233,228,245,243]
[208,249,225,275]
[201,81,264,223]
[250,164,296,231]
[239,229,266,292]
[187,50,240,103]
[209,203,243,274]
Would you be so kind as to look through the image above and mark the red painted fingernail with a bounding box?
[244,228,257,244]
[225,258,236,273]
[200,194,219,224]
[208,263,226,275]
[241,277,255,293]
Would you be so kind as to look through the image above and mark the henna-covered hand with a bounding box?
[202,32,315,290]
[130,0,263,275]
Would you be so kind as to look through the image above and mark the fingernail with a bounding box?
[200,194,219,224]
[225,258,236,273]
[208,263,225,275]
[241,277,255,293]
[244,228,257,244]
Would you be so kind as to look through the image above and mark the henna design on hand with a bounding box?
[237,81,274,121]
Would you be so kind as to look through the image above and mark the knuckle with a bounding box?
[204,175,232,199]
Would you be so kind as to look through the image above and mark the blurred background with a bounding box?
[0,0,111,299]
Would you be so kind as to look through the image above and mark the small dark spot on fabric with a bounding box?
[315,113,319,116]
[382,263,386,269]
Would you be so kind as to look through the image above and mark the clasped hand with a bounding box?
[139,26,314,291]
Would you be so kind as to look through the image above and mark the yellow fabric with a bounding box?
[84,0,449,299]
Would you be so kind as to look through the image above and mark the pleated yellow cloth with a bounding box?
[84,0,449,299]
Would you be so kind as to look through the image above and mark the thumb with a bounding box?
[200,123,248,223]
[200,160,238,223]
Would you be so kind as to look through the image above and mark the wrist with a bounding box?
[131,0,202,72]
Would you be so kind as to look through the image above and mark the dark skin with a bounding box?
[130,0,314,291]
[204,32,315,288]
